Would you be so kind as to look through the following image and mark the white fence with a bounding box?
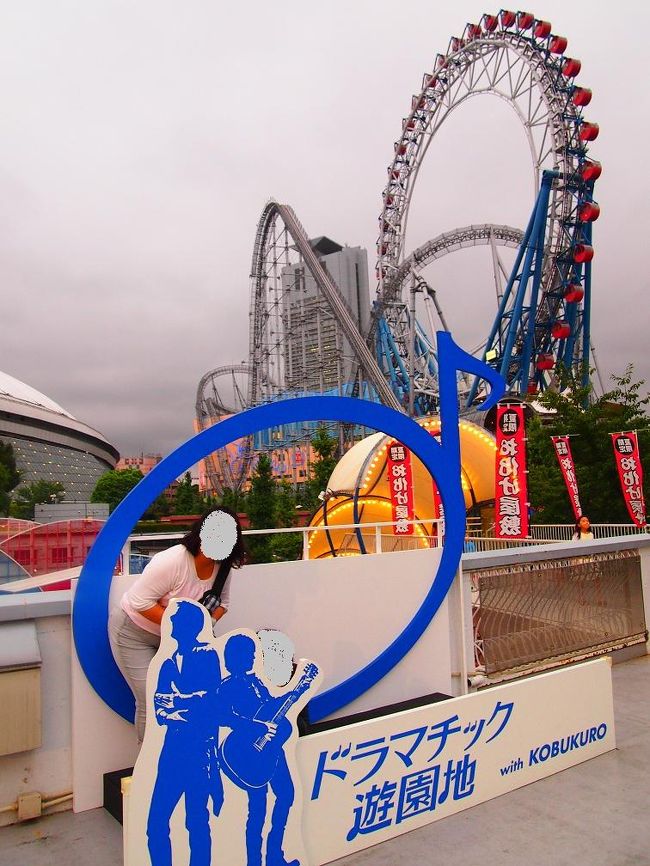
[122,520,648,573]
[528,523,649,542]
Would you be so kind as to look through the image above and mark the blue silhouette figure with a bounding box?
[218,634,318,866]
[147,601,223,866]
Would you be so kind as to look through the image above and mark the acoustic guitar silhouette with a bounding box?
[220,663,318,790]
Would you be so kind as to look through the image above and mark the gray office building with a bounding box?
[281,237,371,393]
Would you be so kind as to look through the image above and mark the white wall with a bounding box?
[216,547,454,720]
[0,535,648,824]
[0,616,71,827]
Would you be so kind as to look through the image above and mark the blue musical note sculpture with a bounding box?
[74,332,505,723]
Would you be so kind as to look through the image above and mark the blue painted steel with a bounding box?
[516,175,554,391]
[377,319,401,394]
[581,219,593,389]
[466,202,537,406]
[73,333,504,724]
[499,172,555,386]
[383,318,411,399]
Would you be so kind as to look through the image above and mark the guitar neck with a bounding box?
[269,689,302,726]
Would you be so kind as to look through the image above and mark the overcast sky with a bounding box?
[2,1,649,457]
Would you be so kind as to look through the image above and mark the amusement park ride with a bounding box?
[196,10,600,500]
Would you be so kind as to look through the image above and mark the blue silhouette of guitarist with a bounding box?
[147,601,223,866]
[218,634,318,866]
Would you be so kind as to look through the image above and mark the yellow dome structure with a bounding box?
[307,417,496,559]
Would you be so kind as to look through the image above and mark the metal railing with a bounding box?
[528,523,649,542]
[469,548,647,675]
[120,520,650,575]
[121,518,447,573]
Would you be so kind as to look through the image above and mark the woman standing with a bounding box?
[108,507,246,742]
[572,514,594,541]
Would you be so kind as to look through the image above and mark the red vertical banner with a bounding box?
[495,405,529,538]
[427,427,445,545]
[611,432,647,527]
[551,436,583,520]
[431,484,445,546]
[386,441,414,535]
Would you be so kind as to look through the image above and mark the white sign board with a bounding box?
[124,649,614,866]
[298,657,615,863]
[125,600,321,866]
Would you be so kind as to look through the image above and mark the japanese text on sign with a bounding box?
[310,700,514,839]
[386,441,415,535]
[611,432,647,527]
[495,406,529,539]
[551,436,583,521]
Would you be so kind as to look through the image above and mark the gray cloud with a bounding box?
[1,0,648,458]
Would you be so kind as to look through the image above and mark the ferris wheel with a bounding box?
[374,10,600,412]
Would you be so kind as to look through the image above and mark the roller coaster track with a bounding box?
[248,199,402,412]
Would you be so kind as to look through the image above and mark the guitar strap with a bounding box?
[199,560,232,613]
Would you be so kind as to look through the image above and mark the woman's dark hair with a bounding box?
[180,506,247,567]
[574,515,590,533]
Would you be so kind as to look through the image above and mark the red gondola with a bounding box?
[573,244,594,263]
[500,10,516,27]
[579,122,599,141]
[396,143,408,156]
[436,54,448,69]
[483,14,499,31]
[552,321,571,339]
[562,57,582,77]
[517,12,535,29]
[466,24,482,39]
[536,353,555,370]
[564,284,585,303]
[579,201,600,222]
[572,86,592,106]
[534,20,552,38]
[549,35,568,54]
[581,160,602,182]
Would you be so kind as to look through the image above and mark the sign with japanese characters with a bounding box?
[495,405,529,538]
[611,432,647,527]
[551,435,583,520]
[298,658,615,864]
[386,441,415,535]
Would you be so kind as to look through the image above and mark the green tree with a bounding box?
[270,481,302,562]
[527,365,650,524]
[142,492,171,521]
[91,468,144,513]
[305,426,339,510]
[173,472,203,515]
[0,440,20,516]
[10,480,65,519]
[220,487,247,514]
[246,454,276,563]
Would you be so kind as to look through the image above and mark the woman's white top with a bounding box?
[120,544,231,635]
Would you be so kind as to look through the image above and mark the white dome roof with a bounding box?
[0,370,74,419]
